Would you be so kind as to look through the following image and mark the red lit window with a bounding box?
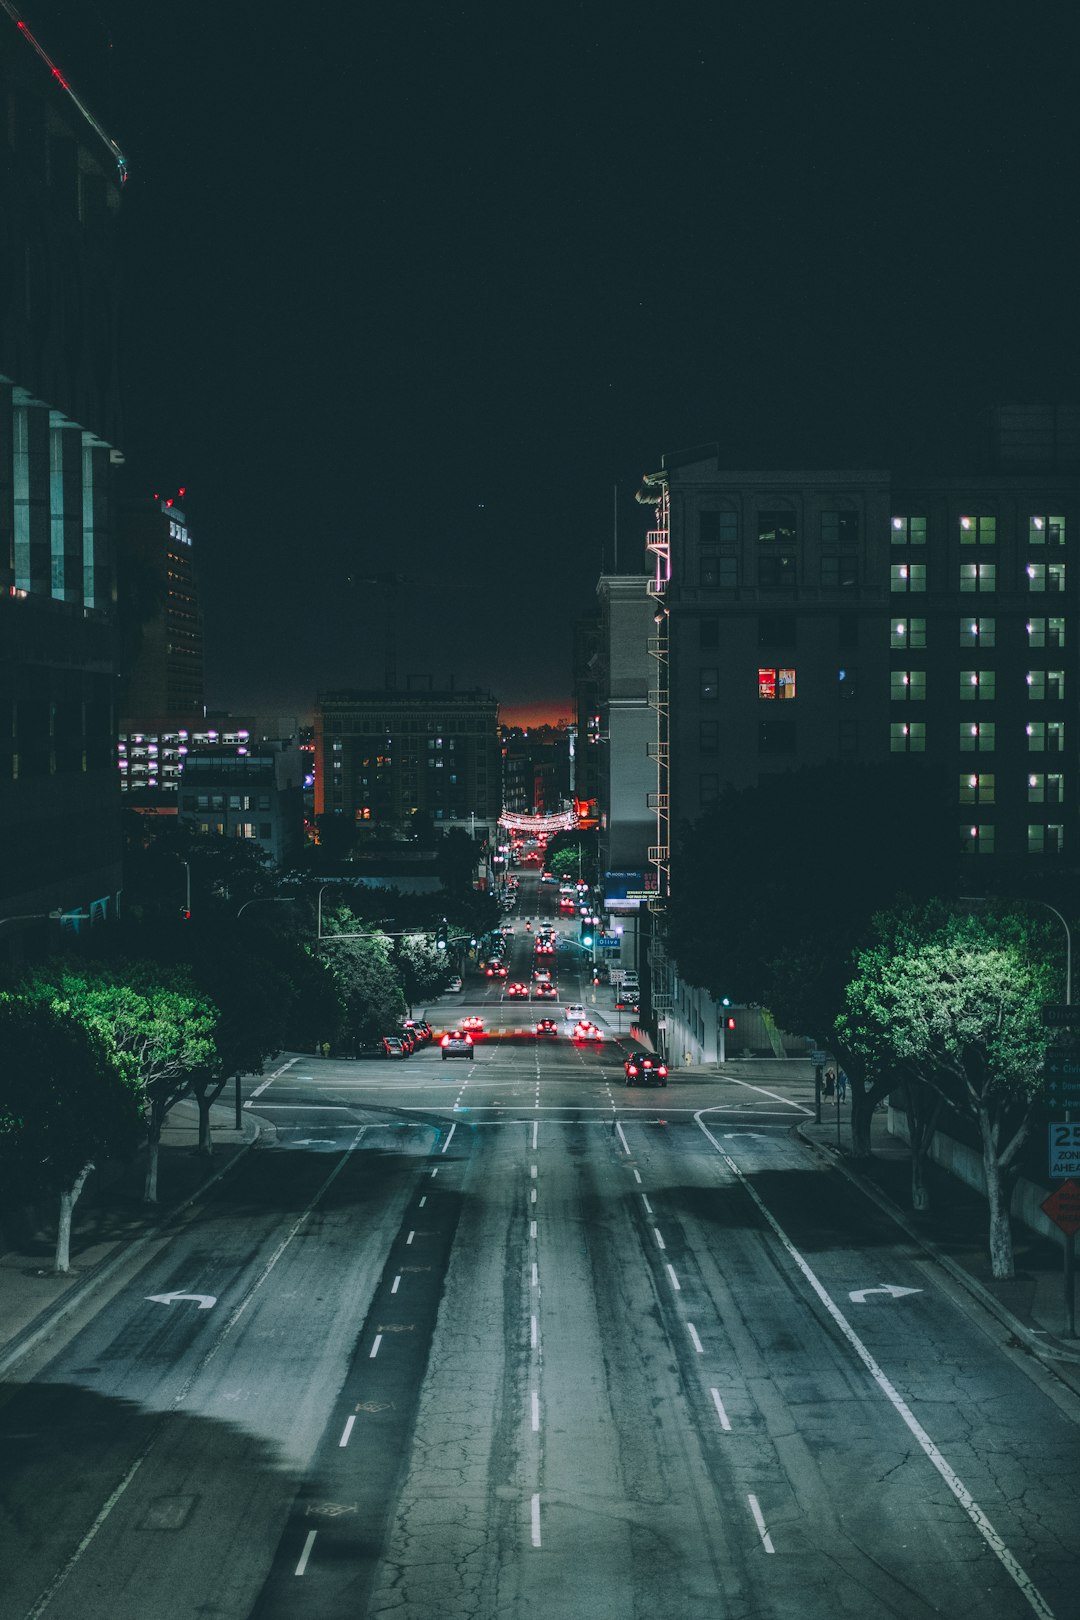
[758,667,776,700]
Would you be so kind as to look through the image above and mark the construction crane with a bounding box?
[1,1,129,183]
[346,572,403,690]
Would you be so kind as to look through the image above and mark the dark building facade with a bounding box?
[178,740,304,867]
[0,21,128,942]
[118,495,204,720]
[315,687,501,837]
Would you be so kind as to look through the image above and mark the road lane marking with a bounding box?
[530,1315,538,1348]
[391,1275,401,1294]
[653,1228,666,1251]
[530,1188,537,1203]
[418,1195,427,1207]
[710,1389,732,1431]
[616,1122,632,1155]
[666,1264,681,1290]
[247,1055,298,1102]
[295,1530,318,1575]
[430,1166,439,1176]
[696,1112,1056,1620]
[339,1416,355,1447]
[632,1168,642,1183]
[406,1230,415,1244]
[641,1194,653,1214]
[440,1123,456,1154]
[709,1077,813,1115]
[369,1334,383,1358]
[687,1323,704,1353]
[531,1391,540,1431]
[530,1164,537,1178]
[531,1494,542,1547]
[748,1495,774,1553]
[532,1120,538,1150]
[530,1220,537,1239]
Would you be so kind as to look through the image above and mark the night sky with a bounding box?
[26,2,1080,722]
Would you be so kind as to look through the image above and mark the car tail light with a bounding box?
[658,1065,668,1077]
[464,1033,473,1044]
[627,1064,638,1075]
[441,1035,450,1046]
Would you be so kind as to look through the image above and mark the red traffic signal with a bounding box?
[725,1016,736,1030]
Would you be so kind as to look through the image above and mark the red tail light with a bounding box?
[441,1035,450,1046]
[658,1065,668,1077]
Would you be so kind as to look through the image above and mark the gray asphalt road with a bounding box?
[2,909,1078,1618]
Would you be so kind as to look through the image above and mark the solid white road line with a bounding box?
[370,1334,383,1359]
[709,1078,813,1116]
[531,1494,542,1547]
[748,1494,775,1553]
[616,1122,632,1155]
[687,1323,704,1353]
[532,1120,538,1150]
[710,1388,732,1431]
[295,1530,318,1575]
[531,1391,540,1431]
[339,1416,355,1447]
[696,1113,1056,1620]
[666,1263,681,1290]
[440,1123,457,1154]
[247,1055,299,1102]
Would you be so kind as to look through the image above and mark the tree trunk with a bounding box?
[55,1162,94,1274]
[144,1105,162,1204]
[979,1106,1015,1280]
[197,1091,213,1157]
[849,1091,873,1159]
[904,1079,941,1213]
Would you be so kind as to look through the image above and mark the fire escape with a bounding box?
[643,473,671,910]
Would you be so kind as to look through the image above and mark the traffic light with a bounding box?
[436,919,448,950]
[726,1015,736,1031]
[179,907,191,921]
[580,921,594,947]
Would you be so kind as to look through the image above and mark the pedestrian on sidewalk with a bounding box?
[823,1067,835,1098]
[836,1066,848,1103]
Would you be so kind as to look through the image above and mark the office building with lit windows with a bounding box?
[0,18,128,946]
[117,495,204,722]
[315,687,501,837]
[636,405,1080,1061]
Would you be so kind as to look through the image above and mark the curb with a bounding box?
[0,1116,264,1382]
[794,1121,1080,1371]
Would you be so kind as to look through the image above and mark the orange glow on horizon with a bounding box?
[501,703,570,729]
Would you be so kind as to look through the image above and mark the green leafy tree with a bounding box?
[393,934,449,1014]
[318,906,405,1050]
[20,960,219,1203]
[837,902,1059,1277]
[0,1000,142,1272]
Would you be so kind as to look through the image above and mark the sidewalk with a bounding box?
[0,1096,260,1378]
[795,1085,1080,1393]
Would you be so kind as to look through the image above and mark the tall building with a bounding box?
[177,740,304,866]
[0,16,128,946]
[117,494,204,719]
[638,407,1080,1060]
[315,686,501,837]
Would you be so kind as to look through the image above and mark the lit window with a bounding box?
[959,670,995,701]
[1028,773,1064,805]
[891,564,926,593]
[1028,823,1065,855]
[758,667,776,700]
[890,670,926,700]
[890,618,926,649]
[960,515,996,545]
[959,722,996,752]
[890,722,926,752]
[961,824,995,855]
[1027,670,1065,701]
[891,515,926,545]
[959,773,995,805]
[1029,515,1065,546]
[960,563,996,592]
[1027,616,1065,649]
[960,617,996,647]
[757,511,797,545]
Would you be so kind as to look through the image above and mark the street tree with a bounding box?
[393,934,449,1014]
[318,906,405,1049]
[20,960,219,1203]
[0,1000,142,1272]
[836,901,1059,1277]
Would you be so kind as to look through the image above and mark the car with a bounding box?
[507,981,528,997]
[534,981,557,998]
[564,1003,587,1023]
[462,1015,484,1033]
[441,1030,475,1060]
[404,1019,432,1044]
[445,975,463,993]
[624,1054,667,1086]
[396,1028,417,1055]
[574,1020,603,1042]
[383,1036,409,1058]
[536,1018,558,1036]
[486,963,508,978]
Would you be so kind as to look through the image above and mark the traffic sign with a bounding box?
[1040,1180,1080,1237]
[1045,1048,1080,1084]
[1042,1005,1080,1028]
[1049,1123,1080,1179]
[810,1050,828,1065]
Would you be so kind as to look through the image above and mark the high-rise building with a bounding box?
[315,686,501,838]
[0,16,128,948]
[118,494,204,719]
[638,408,1080,1059]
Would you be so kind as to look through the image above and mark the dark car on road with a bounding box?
[440,1030,475,1060]
[624,1054,667,1086]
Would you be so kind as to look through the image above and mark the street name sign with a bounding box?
[1042,1005,1080,1028]
[1040,1180,1080,1237]
[810,1050,828,1066]
[1049,1123,1080,1179]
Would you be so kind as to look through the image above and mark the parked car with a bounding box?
[445,975,463,993]
[404,1019,432,1044]
[441,1030,475,1060]
[383,1036,409,1058]
[624,1054,667,1086]
[396,1029,417,1055]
